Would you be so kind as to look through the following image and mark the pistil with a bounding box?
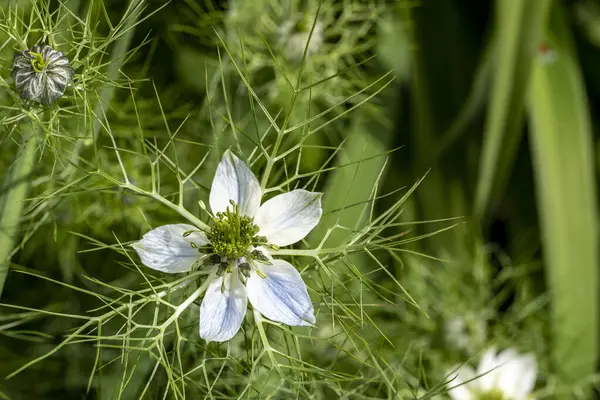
[29,52,48,73]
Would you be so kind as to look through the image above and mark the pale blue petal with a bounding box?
[254,189,322,247]
[200,271,248,342]
[247,259,315,326]
[209,150,261,217]
[132,224,208,273]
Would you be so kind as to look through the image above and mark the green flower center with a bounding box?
[207,201,265,261]
[475,389,505,400]
[29,51,48,73]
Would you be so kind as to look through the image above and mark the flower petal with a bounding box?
[199,271,248,342]
[209,150,261,217]
[496,350,536,400]
[446,365,476,400]
[247,259,315,326]
[254,189,322,247]
[132,224,208,273]
[16,72,44,102]
[476,347,501,392]
[511,353,538,399]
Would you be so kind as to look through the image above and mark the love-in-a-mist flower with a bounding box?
[444,314,487,354]
[133,150,322,342]
[12,44,74,105]
[447,348,538,400]
[279,16,324,61]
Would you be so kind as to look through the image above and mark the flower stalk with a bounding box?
[159,279,210,330]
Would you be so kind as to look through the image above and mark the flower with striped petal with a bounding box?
[133,150,322,342]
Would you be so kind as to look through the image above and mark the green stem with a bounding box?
[253,309,285,376]
[0,122,39,299]
[258,6,321,191]
[269,248,318,257]
[66,0,142,170]
[160,279,210,330]
[122,182,210,231]
[6,273,197,379]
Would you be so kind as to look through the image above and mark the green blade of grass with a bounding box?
[0,120,39,298]
[473,0,551,219]
[527,8,598,395]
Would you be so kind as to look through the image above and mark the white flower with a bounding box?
[12,44,74,105]
[444,314,487,354]
[279,18,324,61]
[447,348,538,400]
[133,150,322,342]
[445,316,471,351]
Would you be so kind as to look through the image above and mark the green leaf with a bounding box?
[310,116,390,249]
[474,0,552,218]
[527,8,598,395]
[377,14,412,82]
[0,122,39,298]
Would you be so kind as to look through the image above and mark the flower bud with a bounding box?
[12,44,74,105]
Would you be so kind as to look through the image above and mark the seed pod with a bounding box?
[12,44,74,105]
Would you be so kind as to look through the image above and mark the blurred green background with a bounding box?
[1,0,600,398]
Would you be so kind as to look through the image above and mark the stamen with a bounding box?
[251,249,271,264]
[239,262,251,278]
[206,200,277,278]
[254,236,268,244]
[216,263,228,277]
[255,268,267,279]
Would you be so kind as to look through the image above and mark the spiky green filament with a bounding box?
[29,52,47,73]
